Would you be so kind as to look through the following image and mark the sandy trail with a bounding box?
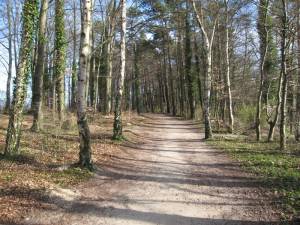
[24,114,279,225]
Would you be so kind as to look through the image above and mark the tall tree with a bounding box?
[191,0,217,139]
[5,0,39,154]
[54,0,66,121]
[71,0,77,110]
[31,0,49,132]
[4,0,13,113]
[113,0,126,139]
[279,0,288,150]
[256,0,270,141]
[134,43,141,114]
[223,0,234,133]
[296,0,300,141]
[104,0,117,114]
[185,5,195,119]
[77,0,93,169]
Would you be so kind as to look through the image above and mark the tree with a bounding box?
[113,0,126,140]
[5,0,39,154]
[31,0,49,132]
[54,0,66,121]
[104,0,117,115]
[185,5,195,119]
[77,0,93,170]
[4,0,13,113]
[256,0,270,141]
[296,0,300,141]
[71,0,77,110]
[279,0,288,151]
[223,0,234,133]
[191,0,217,139]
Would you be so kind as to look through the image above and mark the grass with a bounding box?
[207,137,300,220]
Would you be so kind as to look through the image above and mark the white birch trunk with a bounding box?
[113,0,126,139]
[77,0,93,169]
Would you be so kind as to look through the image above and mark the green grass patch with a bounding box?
[207,138,300,219]
[48,167,93,187]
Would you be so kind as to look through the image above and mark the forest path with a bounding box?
[25,114,279,225]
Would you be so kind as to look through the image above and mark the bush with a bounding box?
[236,104,256,126]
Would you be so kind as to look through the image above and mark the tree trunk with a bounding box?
[267,71,283,142]
[224,0,234,133]
[256,0,269,141]
[31,0,49,132]
[162,41,170,114]
[5,0,39,154]
[4,0,13,113]
[71,0,77,110]
[77,0,93,170]
[185,8,195,119]
[134,43,141,114]
[279,0,288,151]
[194,36,203,109]
[54,0,66,121]
[167,33,176,116]
[191,0,215,139]
[113,0,126,140]
[296,0,300,141]
[104,0,116,114]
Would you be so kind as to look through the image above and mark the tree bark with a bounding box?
[4,0,13,113]
[256,0,269,141]
[31,0,49,132]
[71,0,77,110]
[185,7,195,119]
[104,0,116,114]
[77,0,93,170]
[191,0,215,139]
[134,43,141,114]
[54,0,66,121]
[224,0,234,133]
[113,0,126,139]
[296,0,300,141]
[5,0,39,154]
[279,0,288,151]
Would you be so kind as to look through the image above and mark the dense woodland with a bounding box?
[0,0,300,222]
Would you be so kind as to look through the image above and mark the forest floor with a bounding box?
[5,113,282,225]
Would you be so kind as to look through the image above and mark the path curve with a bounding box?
[25,114,279,225]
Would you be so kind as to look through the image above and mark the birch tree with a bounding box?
[190,0,217,139]
[223,0,234,133]
[77,0,93,169]
[5,0,39,154]
[113,0,126,140]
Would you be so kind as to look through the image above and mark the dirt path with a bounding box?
[24,114,279,225]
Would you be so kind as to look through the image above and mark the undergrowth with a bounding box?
[207,137,300,221]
